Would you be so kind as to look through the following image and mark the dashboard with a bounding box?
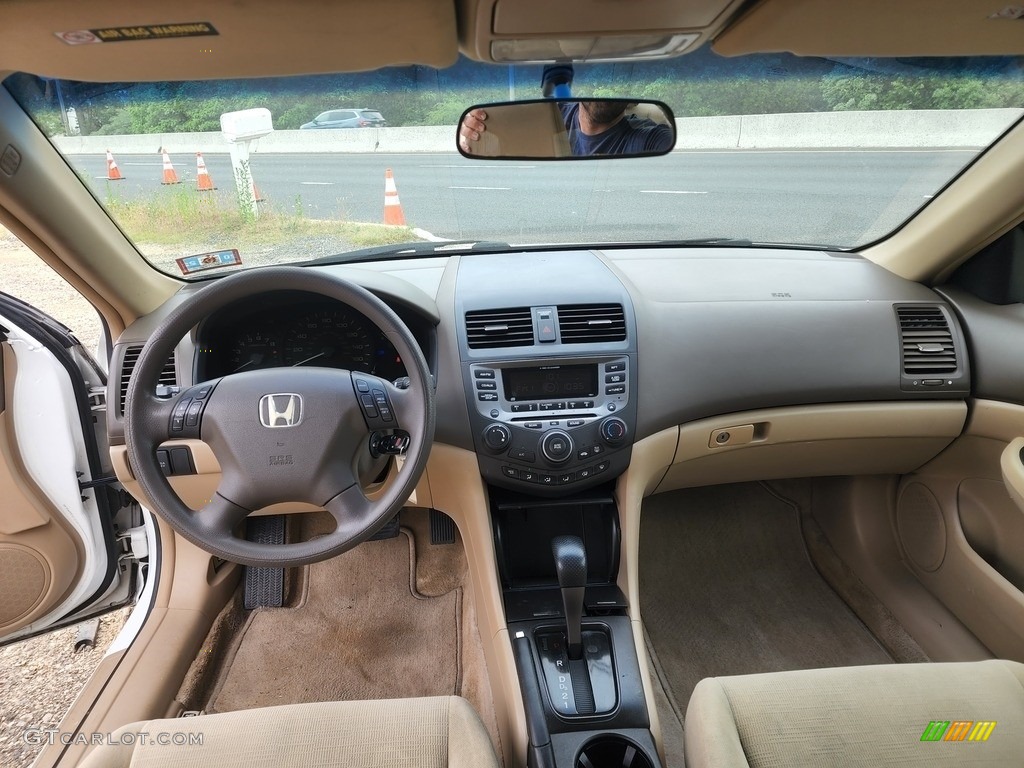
[196,291,410,382]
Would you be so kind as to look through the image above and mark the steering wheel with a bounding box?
[123,267,435,567]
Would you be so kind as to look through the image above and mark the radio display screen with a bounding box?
[503,365,599,401]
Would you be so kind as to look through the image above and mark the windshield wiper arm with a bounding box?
[303,240,512,267]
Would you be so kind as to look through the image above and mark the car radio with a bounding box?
[466,356,636,496]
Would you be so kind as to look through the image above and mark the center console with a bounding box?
[456,253,661,768]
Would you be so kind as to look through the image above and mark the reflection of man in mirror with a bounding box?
[561,101,673,155]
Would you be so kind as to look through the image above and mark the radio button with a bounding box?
[476,381,497,390]
[605,373,625,384]
[524,422,543,429]
[474,370,495,379]
[540,401,565,411]
[478,393,499,401]
[567,419,585,428]
[511,403,537,413]
[606,362,625,373]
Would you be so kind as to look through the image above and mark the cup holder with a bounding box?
[576,735,655,768]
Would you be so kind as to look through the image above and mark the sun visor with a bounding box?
[459,0,748,63]
[0,0,458,81]
[714,0,1024,57]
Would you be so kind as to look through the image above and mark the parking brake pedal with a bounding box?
[244,515,286,610]
[430,509,456,545]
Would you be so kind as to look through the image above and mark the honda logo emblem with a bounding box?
[259,393,303,428]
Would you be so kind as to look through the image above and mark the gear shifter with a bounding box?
[552,535,587,660]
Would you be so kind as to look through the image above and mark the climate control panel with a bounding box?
[465,356,637,496]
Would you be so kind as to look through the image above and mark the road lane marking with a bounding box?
[123,162,165,166]
[300,181,334,185]
[641,190,709,195]
[448,185,511,190]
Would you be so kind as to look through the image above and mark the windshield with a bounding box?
[6,51,1024,277]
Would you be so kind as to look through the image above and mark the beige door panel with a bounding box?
[0,344,83,636]
[896,402,1024,661]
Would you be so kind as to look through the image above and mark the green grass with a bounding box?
[104,186,420,252]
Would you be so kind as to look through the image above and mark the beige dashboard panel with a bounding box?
[657,401,966,492]
[714,0,1024,57]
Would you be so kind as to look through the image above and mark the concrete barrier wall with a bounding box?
[53,109,1023,155]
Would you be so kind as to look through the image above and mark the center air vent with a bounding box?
[557,304,626,344]
[119,345,177,415]
[466,308,534,349]
[896,306,957,375]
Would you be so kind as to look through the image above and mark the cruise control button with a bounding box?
[606,362,625,373]
[356,379,370,393]
[194,385,212,399]
[185,400,203,427]
[606,385,626,395]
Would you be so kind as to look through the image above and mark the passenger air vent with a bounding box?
[897,306,957,375]
[557,304,627,344]
[119,345,177,415]
[466,308,534,349]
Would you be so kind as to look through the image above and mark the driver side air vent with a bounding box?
[897,306,957,374]
[557,304,626,344]
[119,345,177,415]
[466,307,534,349]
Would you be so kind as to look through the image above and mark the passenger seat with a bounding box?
[684,660,1024,767]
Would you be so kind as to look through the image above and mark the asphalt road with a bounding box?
[76,149,973,248]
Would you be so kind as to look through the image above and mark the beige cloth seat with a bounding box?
[685,660,1024,767]
[79,696,499,768]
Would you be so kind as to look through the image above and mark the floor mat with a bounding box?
[207,521,462,713]
[640,482,893,722]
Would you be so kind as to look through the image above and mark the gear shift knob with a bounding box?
[552,535,587,659]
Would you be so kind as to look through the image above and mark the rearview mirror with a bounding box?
[457,98,675,160]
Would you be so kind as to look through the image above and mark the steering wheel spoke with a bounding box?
[194,493,253,538]
[324,484,377,540]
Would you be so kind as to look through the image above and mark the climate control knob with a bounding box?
[600,417,628,445]
[540,429,574,465]
[482,423,512,452]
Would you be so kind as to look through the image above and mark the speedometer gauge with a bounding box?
[283,309,377,371]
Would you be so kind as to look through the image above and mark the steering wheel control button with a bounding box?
[541,430,573,464]
[185,400,204,427]
[170,398,192,432]
[600,417,628,444]
[356,379,370,393]
[483,423,512,452]
[360,394,378,416]
[156,450,172,475]
[194,385,212,399]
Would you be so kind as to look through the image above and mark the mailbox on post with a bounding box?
[220,108,273,218]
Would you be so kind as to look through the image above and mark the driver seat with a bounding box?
[78,696,500,768]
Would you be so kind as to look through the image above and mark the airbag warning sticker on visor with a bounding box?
[56,23,218,45]
[176,249,242,275]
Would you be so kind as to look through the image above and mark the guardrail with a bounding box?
[53,109,1023,155]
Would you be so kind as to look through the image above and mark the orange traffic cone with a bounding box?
[105,149,123,181]
[383,168,405,225]
[251,180,264,203]
[160,148,180,185]
[196,152,216,191]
